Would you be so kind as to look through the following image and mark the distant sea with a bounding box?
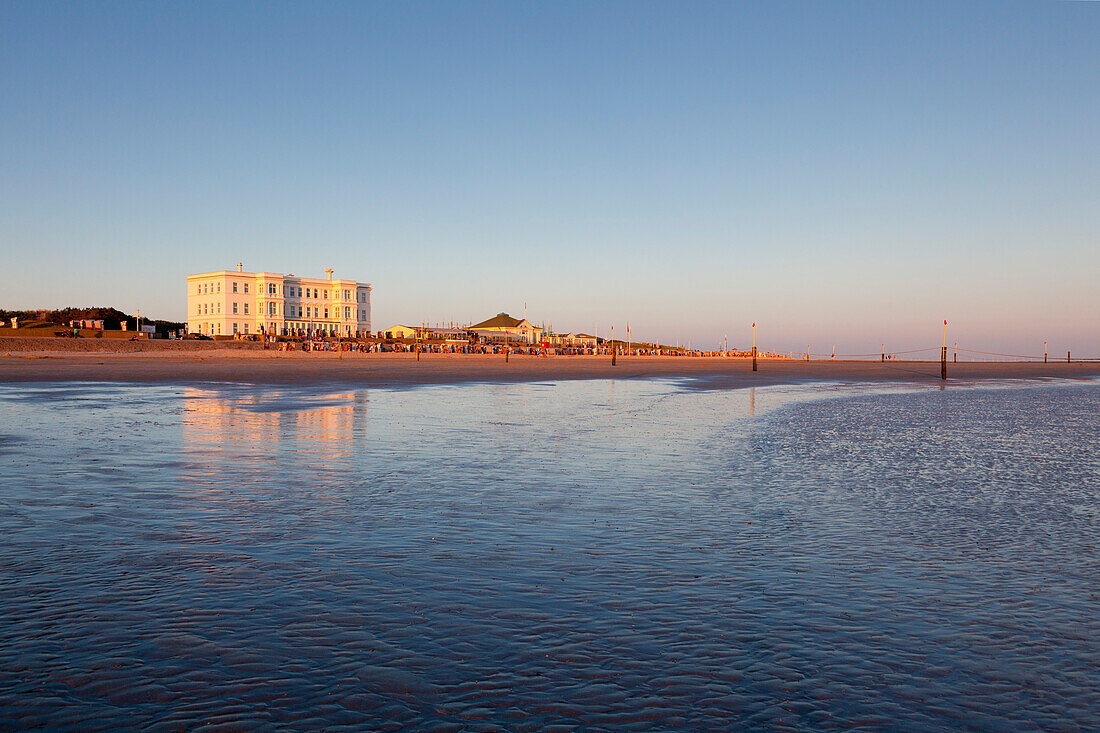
[1,378,1097,730]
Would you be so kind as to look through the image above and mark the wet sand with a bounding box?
[0,344,1096,389]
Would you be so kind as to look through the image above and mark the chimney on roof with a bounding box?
[325,268,334,280]
[237,262,243,272]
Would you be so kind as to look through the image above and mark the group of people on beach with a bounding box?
[261,336,748,358]
[271,339,376,353]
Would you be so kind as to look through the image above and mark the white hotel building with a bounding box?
[187,264,371,338]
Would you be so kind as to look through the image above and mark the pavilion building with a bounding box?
[467,313,543,344]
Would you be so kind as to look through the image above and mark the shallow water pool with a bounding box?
[0,379,1097,730]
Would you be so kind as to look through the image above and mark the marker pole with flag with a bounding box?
[941,320,948,380]
[752,322,757,372]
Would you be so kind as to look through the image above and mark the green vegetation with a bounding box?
[0,307,184,335]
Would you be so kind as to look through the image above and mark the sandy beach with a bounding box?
[0,338,1096,388]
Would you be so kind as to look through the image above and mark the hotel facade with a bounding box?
[187,265,371,338]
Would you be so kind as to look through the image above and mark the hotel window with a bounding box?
[324,308,329,319]
[343,289,349,300]
[314,307,319,318]
[232,302,238,314]
[243,323,249,334]
[233,282,238,293]
[269,283,276,295]
[217,283,221,293]
[243,303,249,314]
[217,323,221,335]
[243,283,249,294]
[268,302,276,315]
[233,323,238,334]
[344,306,350,319]
[216,303,221,314]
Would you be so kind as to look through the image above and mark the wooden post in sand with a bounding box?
[1068,351,1071,363]
[751,323,757,372]
[505,343,509,363]
[941,320,948,381]
[1044,341,1047,363]
[882,344,885,362]
[611,325,616,366]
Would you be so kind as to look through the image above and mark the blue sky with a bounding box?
[1,1,1097,354]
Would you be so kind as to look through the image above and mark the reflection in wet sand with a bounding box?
[182,388,369,467]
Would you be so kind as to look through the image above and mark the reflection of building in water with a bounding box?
[182,389,369,464]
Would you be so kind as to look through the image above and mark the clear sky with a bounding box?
[1,1,1097,355]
